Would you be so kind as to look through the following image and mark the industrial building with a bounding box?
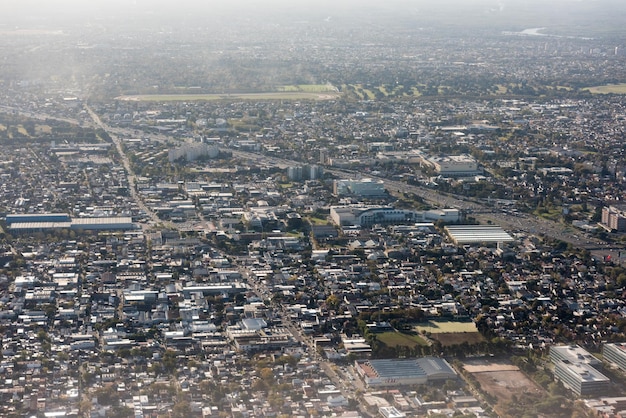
[444,225,514,245]
[6,214,137,233]
[354,357,457,388]
[71,217,136,231]
[5,213,71,224]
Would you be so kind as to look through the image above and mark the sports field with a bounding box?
[376,331,429,348]
[414,320,479,334]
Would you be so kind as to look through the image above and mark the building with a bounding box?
[286,165,323,181]
[333,179,386,197]
[330,206,416,227]
[330,206,461,228]
[550,345,609,396]
[287,166,303,181]
[319,148,329,165]
[553,360,609,396]
[425,209,462,223]
[168,143,220,162]
[7,216,137,233]
[550,345,602,368]
[181,283,247,298]
[425,154,480,176]
[5,213,71,224]
[379,406,406,418]
[603,343,626,372]
[601,205,626,232]
[354,357,457,388]
[444,225,514,245]
[71,217,136,231]
[226,326,294,352]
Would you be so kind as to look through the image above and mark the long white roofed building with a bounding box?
[444,225,514,245]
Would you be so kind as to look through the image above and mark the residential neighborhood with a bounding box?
[3,1,626,417]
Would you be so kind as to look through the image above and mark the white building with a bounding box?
[333,179,386,197]
[330,206,460,227]
[553,360,609,396]
[550,345,609,396]
[603,343,626,372]
[425,154,479,176]
[168,143,219,162]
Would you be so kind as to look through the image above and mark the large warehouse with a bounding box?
[6,215,136,233]
[355,357,457,387]
[444,225,514,245]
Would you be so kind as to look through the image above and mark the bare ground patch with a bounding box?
[463,359,543,403]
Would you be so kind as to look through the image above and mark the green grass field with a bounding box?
[414,320,479,334]
[276,84,338,92]
[377,331,429,348]
[307,216,330,226]
[116,91,341,102]
[584,84,626,94]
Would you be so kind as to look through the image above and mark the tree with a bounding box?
[326,294,340,311]
[171,400,192,418]
[162,349,178,374]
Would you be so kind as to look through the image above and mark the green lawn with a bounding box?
[307,216,330,226]
[584,83,626,94]
[116,91,341,102]
[534,207,561,221]
[377,331,429,348]
[414,320,478,334]
[277,84,337,92]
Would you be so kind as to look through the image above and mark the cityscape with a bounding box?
[3,1,626,417]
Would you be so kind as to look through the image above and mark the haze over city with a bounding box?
[2,0,626,417]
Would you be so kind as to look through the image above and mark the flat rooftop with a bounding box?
[445,225,514,244]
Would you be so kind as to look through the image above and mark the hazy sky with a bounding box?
[2,0,621,21]
[2,0,625,37]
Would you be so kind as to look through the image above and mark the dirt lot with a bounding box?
[463,359,544,402]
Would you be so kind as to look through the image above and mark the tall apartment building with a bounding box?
[602,205,626,231]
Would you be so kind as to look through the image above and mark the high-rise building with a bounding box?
[319,148,329,165]
[602,205,626,232]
